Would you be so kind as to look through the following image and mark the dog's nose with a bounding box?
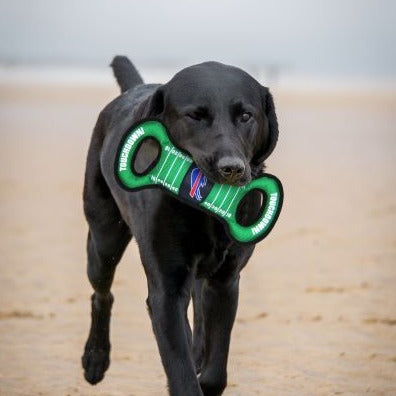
[217,157,245,182]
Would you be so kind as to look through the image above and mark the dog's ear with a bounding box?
[134,86,165,119]
[252,87,279,166]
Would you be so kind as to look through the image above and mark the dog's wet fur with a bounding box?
[82,56,279,396]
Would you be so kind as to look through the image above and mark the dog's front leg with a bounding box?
[198,275,239,396]
[198,245,253,396]
[144,259,203,396]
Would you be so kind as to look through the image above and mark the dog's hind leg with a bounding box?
[82,222,131,385]
[82,132,132,385]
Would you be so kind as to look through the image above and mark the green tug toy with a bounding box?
[115,120,283,244]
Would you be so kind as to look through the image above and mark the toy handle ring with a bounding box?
[117,126,168,189]
[227,175,283,243]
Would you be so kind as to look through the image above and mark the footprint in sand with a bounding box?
[237,312,268,324]
[363,318,396,326]
[369,204,396,217]
[305,282,369,293]
[0,310,43,320]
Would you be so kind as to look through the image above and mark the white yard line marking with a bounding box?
[211,185,223,206]
[155,149,172,180]
[163,154,178,184]
[216,186,232,213]
[226,188,241,213]
[171,158,187,187]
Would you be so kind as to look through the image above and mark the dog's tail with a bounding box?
[110,55,144,93]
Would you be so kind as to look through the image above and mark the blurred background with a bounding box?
[1,0,396,87]
[1,1,395,395]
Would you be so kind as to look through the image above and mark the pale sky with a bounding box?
[0,0,395,77]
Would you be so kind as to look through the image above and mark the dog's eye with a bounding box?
[241,112,252,122]
[186,109,208,122]
[186,113,203,121]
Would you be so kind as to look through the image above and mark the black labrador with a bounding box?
[82,56,279,396]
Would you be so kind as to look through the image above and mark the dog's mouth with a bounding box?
[195,158,251,187]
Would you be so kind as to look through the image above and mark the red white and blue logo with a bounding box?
[189,168,207,201]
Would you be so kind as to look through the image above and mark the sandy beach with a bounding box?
[0,79,395,395]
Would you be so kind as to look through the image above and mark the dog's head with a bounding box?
[141,61,278,186]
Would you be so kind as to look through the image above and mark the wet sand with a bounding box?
[0,81,395,395]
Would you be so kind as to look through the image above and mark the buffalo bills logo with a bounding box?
[189,168,207,201]
[179,165,212,203]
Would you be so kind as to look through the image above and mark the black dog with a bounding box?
[82,56,279,396]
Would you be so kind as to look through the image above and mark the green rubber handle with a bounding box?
[115,120,283,244]
[117,120,192,191]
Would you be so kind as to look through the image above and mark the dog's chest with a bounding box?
[195,244,230,278]
[191,219,233,278]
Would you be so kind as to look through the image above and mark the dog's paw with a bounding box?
[199,374,226,396]
[82,346,110,385]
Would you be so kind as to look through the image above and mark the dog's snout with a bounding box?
[217,157,245,182]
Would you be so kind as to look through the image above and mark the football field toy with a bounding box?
[115,120,283,244]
